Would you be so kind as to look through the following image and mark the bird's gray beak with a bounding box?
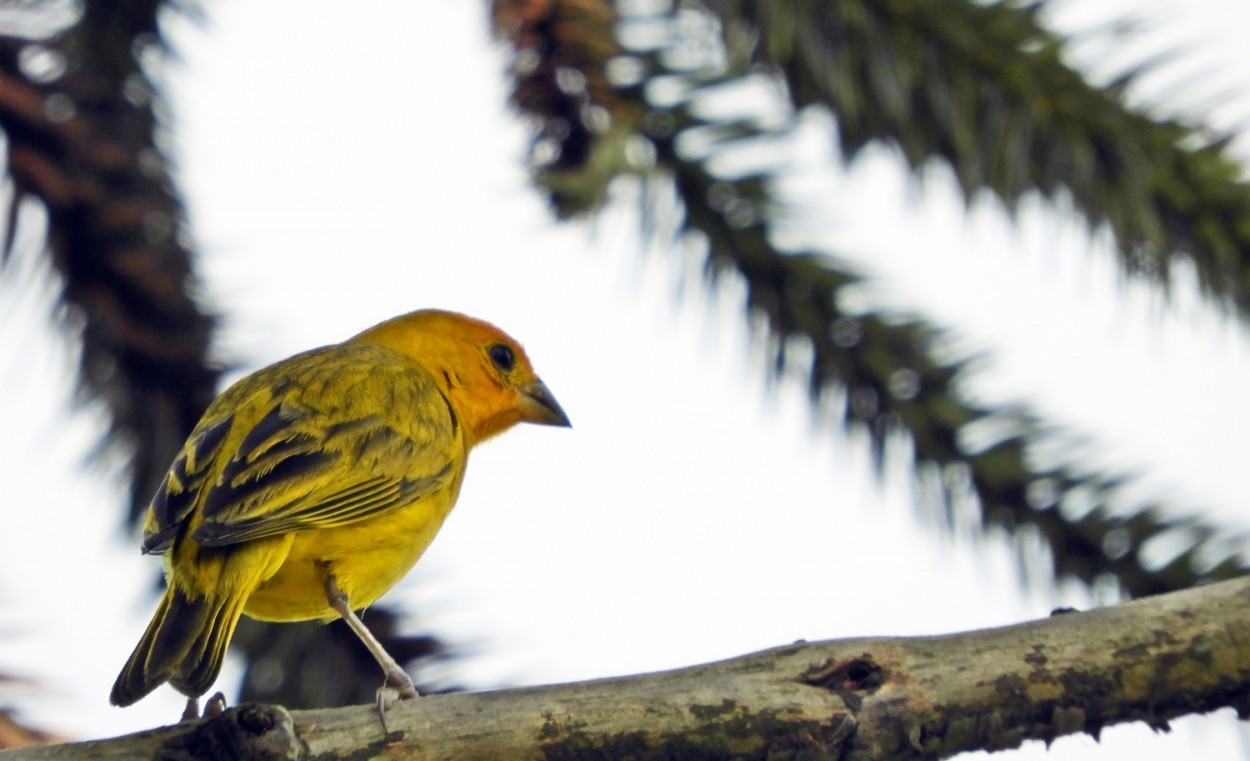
[519,379,571,428]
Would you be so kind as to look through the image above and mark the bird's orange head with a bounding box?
[352,309,570,446]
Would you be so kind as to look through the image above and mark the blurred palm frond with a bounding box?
[0,0,454,711]
[491,0,1250,598]
[0,0,219,524]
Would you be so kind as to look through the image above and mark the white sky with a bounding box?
[1,1,1249,758]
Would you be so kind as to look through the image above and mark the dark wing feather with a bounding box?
[193,470,450,546]
[143,417,232,554]
[199,403,337,523]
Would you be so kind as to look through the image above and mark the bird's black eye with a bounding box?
[488,343,516,372]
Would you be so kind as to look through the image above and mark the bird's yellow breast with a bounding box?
[240,464,466,622]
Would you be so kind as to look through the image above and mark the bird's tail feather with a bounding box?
[170,593,247,698]
[110,586,242,706]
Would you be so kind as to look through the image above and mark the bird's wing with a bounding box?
[142,346,461,552]
[142,415,233,553]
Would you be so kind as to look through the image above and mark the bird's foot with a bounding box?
[204,692,228,718]
[374,670,419,732]
[180,692,228,723]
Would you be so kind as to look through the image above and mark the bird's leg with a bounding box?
[181,697,200,722]
[323,572,419,725]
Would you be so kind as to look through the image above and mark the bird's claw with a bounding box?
[376,685,398,731]
[204,692,228,718]
[180,692,228,723]
[374,671,419,733]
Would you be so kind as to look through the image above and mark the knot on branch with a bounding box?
[801,655,885,711]
[155,703,305,761]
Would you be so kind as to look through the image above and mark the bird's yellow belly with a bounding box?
[241,491,458,622]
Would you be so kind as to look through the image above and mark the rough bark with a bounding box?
[6,575,1249,760]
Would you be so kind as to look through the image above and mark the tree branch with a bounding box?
[10,575,1250,760]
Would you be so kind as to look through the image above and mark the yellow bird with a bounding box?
[110,309,569,717]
